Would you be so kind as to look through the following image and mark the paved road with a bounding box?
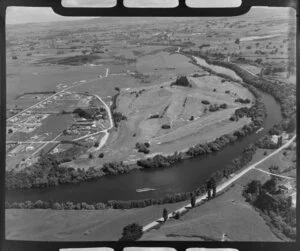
[88,94,114,152]
[143,135,296,232]
[31,133,62,157]
[254,167,295,180]
[235,64,258,77]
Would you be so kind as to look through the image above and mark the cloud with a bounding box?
[6,7,93,24]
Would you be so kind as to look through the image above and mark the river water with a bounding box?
[6,57,283,203]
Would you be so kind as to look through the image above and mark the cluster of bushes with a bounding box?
[263,65,286,75]
[230,90,265,125]
[5,200,106,210]
[73,107,103,120]
[130,89,146,98]
[208,103,227,112]
[192,73,206,77]
[6,150,132,190]
[102,161,130,175]
[161,124,171,129]
[243,178,296,240]
[112,111,127,127]
[135,142,150,154]
[187,134,236,157]
[199,44,211,50]
[171,76,192,88]
[235,98,251,104]
[148,114,160,119]
[137,152,183,169]
[268,116,296,136]
[6,154,106,190]
[256,135,282,149]
[201,100,210,105]
[110,93,119,112]
[119,223,143,241]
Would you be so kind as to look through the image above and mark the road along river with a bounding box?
[6,57,283,204]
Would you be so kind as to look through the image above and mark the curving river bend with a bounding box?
[6,57,283,203]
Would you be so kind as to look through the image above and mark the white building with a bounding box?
[271,135,279,144]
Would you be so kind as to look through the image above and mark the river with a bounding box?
[6,57,283,204]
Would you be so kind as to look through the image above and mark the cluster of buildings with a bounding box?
[7,113,49,134]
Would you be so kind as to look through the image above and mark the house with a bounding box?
[270,135,278,144]
[278,182,293,193]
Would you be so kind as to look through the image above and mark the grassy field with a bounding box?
[5,201,188,241]
[140,181,280,241]
[93,66,254,163]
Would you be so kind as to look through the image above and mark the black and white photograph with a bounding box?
[3,0,297,243]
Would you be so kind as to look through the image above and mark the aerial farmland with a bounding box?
[5,7,297,242]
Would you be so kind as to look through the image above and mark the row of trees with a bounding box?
[5,200,106,210]
[6,153,131,190]
[235,98,251,104]
[110,92,127,128]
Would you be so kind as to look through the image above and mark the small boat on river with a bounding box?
[136,188,156,193]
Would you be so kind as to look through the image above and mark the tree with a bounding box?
[115,87,120,92]
[190,193,196,207]
[285,117,296,133]
[119,223,143,241]
[211,178,217,197]
[163,208,168,222]
[8,128,13,134]
[89,153,94,159]
[207,189,211,200]
[94,142,99,148]
[262,177,277,194]
[98,153,104,158]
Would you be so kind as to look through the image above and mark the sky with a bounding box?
[6,0,243,24]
